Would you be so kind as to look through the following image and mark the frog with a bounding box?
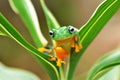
[49,26,82,66]
[38,26,82,66]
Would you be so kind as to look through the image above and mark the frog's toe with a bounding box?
[75,44,82,53]
[79,44,83,49]
[48,57,57,61]
[57,59,66,67]
[75,45,79,52]
[38,47,52,54]
[71,41,75,48]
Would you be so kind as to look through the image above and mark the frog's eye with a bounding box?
[49,30,54,37]
[68,26,75,34]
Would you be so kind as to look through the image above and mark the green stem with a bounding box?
[59,66,65,80]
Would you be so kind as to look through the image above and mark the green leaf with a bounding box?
[0,24,8,36]
[0,63,40,80]
[66,0,120,80]
[0,30,7,36]
[97,65,120,80]
[87,49,120,80]
[94,65,120,80]
[0,13,60,80]
[9,0,47,48]
[40,0,60,29]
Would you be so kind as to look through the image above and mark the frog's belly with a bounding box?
[60,42,72,53]
[55,47,68,59]
[55,42,72,59]
[55,37,74,54]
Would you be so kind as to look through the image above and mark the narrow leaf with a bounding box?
[67,0,120,80]
[97,65,120,80]
[9,0,47,48]
[87,49,120,80]
[0,63,40,80]
[0,30,7,36]
[0,13,60,80]
[0,24,8,36]
[40,0,60,29]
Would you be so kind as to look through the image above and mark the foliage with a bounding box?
[0,0,120,80]
[0,63,40,80]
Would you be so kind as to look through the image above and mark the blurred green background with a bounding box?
[0,0,120,80]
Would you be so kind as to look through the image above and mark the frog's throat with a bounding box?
[55,37,74,43]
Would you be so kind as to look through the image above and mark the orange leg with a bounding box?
[71,40,75,48]
[49,57,66,67]
[38,46,66,67]
[55,47,68,66]
[48,57,57,61]
[38,47,52,54]
[73,36,83,53]
[75,44,82,52]
[56,59,66,67]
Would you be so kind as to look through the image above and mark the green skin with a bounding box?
[49,26,81,66]
[50,26,79,40]
[49,26,81,54]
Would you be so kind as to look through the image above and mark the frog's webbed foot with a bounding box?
[38,46,52,54]
[49,57,66,67]
[56,59,66,67]
[75,44,82,52]
[71,36,82,52]
[48,56,57,61]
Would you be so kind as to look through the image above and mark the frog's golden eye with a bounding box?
[49,30,54,37]
[68,26,74,34]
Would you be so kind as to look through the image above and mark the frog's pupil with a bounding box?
[70,28,74,31]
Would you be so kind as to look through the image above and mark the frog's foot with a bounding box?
[56,59,66,67]
[48,57,57,61]
[48,57,66,67]
[71,36,82,53]
[75,44,82,52]
[38,46,52,54]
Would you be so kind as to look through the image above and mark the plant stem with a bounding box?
[59,66,65,80]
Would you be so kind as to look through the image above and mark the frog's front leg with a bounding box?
[71,36,82,52]
[75,36,82,52]
[38,46,66,66]
[38,46,52,54]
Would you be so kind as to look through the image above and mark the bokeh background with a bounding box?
[0,0,120,80]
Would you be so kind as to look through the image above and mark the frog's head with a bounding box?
[49,26,78,40]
